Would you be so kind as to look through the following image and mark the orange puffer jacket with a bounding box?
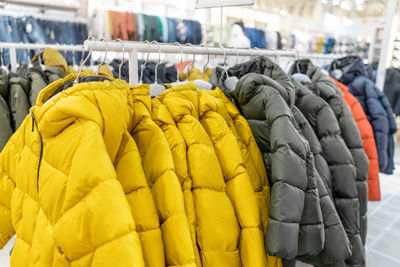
[330,77,380,201]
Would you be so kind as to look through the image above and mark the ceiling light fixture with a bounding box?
[280,9,287,15]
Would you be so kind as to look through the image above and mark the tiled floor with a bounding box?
[1,169,400,266]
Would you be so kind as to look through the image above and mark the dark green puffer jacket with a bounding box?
[0,69,13,151]
[289,60,367,267]
[291,100,351,266]
[211,60,324,259]
[25,66,47,106]
[9,67,30,131]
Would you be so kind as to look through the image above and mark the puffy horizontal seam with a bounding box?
[224,168,247,183]
[137,225,161,234]
[125,185,147,196]
[0,202,10,212]
[71,229,136,262]
[268,217,299,224]
[274,144,308,162]
[192,185,225,192]
[299,222,324,227]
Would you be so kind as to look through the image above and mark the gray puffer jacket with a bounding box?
[289,60,367,267]
[211,59,323,259]
[292,96,351,266]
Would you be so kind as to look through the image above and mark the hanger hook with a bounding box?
[235,45,239,65]
[96,38,108,75]
[115,38,125,80]
[185,43,194,81]
[151,41,161,84]
[74,36,95,83]
[139,40,150,84]
[173,42,183,82]
[219,44,229,78]
[64,44,68,61]
[200,44,210,80]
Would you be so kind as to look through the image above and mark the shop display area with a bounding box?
[0,0,400,267]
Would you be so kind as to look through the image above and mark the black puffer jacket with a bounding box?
[291,82,351,266]
[290,60,369,247]
[211,57,324,259]
[293,76,364,267]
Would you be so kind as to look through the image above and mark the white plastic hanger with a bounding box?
[139,40,150,84]
[223,44,238,93]
[115,38,125,80]
[96,38,108,75]
[74,37,94,83]
[193,44,212,90]
[149,41,165,97]
[170,42,185,86]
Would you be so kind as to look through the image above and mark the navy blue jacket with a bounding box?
[328,56,397,174]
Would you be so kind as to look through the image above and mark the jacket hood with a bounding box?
[32,74,133,161]
[210,56,295,108]
[234,72,295,110]
[32,47,69,74]
[327,56,368,84]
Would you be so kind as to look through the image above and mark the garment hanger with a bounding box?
[193,44,212,90]
[223,44,238,93]
[96,38,108,75]
[184,43,194,83]
[74,37,94,83]
[72,48,77,71]
[139,40,150,84]
[149,41,166,97]
[115,38,125,80]
[170,42,185,86]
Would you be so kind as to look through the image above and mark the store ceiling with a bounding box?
[255,0,391,22]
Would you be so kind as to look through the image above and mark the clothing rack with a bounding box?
[84,40,342,86]
[0,42,83,72]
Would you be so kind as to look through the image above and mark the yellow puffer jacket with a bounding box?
[151,98,202,267]
[0,74,145,266]
[158,83,265,267]
[130,85,196,267]
[206,88,282,267]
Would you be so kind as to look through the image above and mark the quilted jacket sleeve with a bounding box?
[0,138,16,248]
[235,77,308,259]
[131,87,195,267]
[114,131,165,267]
[49,121,145,267]
[199,92,267,267]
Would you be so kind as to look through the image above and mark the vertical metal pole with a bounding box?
[376,0,398,90]
[129,49,139,86]
[220,7,223,46]
[9,48,17,73]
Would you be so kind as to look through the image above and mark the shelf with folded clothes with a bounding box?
[90,9,202,45]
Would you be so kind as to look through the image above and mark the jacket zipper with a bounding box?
[30,111,43,193]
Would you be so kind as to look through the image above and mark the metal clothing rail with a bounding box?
[0,42,83,72]
[84,40,342,86]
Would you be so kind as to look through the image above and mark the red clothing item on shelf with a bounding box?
[110,11,137,40]
[330,77,381,201]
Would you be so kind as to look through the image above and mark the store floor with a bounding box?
[1,170,400,266]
